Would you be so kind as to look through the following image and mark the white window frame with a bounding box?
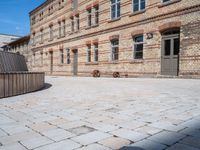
[110,0,120,20]
[87,9,92,27]
[66,48,70,64]
[132,0,146,12]
[94,6,99,25]
[133,35,144,59]
[111,39,119,61]
[87,45,91,62]
[94,44,98,62]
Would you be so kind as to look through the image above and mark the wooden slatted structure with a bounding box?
[0,51,45,98]
[0,72,45,98]
[0,51,28,73]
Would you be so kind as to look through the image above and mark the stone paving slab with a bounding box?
[71,131,112,145]
[41,128,75,142]
[0,77,200,150]
[0,143,27,150]
[98,137,131,150]
[34,139,81,150]
[20,136,53,149]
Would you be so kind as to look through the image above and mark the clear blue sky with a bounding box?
[0,0,45,36]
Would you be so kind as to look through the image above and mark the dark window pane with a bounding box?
[135,36,143,42]
[174,38,180,55]
[141,0,145,10]
[163,0,170,3]
[117,3,120,17]
[164,39,171,56]
[111,5,115,18]
[135,52,143,59]
[135,44,143,52]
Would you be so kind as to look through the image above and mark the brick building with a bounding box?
[4,35,31,68]
[29,0,200,77]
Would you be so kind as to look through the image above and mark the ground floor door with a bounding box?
[50,52,53,74]
[72,49,78,76]
[161,33,180,76]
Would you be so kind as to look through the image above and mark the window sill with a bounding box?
[85,62,99,65]
[69,31,80,34]
[129,59,144,64]
[129,10,146,17]
[58,64,64,66]
[108,61,119,64]
[57,35,65,39]
[158,0,181,8]
[108,17,121,23]
[48,39,53,42]
[85,24,99,30]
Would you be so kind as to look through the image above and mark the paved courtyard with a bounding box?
[0,76,200,150]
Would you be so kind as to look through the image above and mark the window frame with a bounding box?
[110,0,120,20]
[66,48,70,64]
[133,35,144,60]
[94,44,99,62]
[60,49,64,64]
[87,45,91,62]
[111,39,119,61]
[49,25,53,40]
[94,6,99,25]
[132,0,146,12]
[87,9,92,27]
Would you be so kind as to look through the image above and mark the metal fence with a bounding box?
[0,72,45,98]
[0,51,28,73]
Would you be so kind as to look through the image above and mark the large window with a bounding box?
[58,22,61,37]
[87,9,92,27]
[49,25,53,40]
[71,17,74,32]
[94,44,98,62]
[72,0,78,10]
[111,0,120,19]
[40,29,43,43]
[40,52,43,65]
[87,45,91,62]
[76,15,80,31]
[133,35,144,59]
[133,0,145,12]
[94,6,99,25]
[32,33,35,45]
[111,39,119,61]
[66,48,70,64]
[60,49,64,64]
[62,20,66,36]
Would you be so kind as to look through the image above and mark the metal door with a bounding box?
[161,34,180,76]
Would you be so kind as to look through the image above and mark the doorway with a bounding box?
[50,51,53,74]
[72,49,78,76]
[161,29,180,76]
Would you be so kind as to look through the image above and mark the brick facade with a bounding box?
[29,0,200,77]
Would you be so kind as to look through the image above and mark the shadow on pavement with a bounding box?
[120,147,145,150]
[40,83,52,91]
